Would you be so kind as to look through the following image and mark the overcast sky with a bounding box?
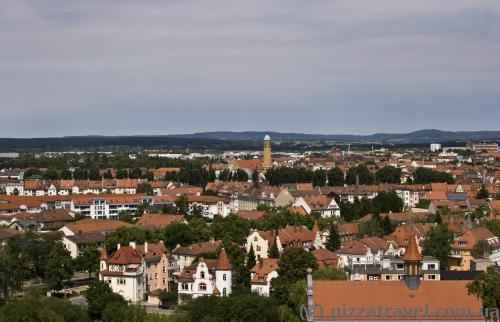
[1,0,499,137]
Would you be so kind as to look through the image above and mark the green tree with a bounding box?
[467,268,500,321]
[0,295,90,322]
[484,220,500,237]
[269,236,280,259]
[175,195,189,215]
[413,168,454,184]
[271,248,318,305]
[312,267,348,280]
[371,191,404,214]
[252,170,260,185]
[312,169,327,187]
[345,165,374,185]
[327,167,344,186]
[475,184,489,199]
[44,242,74,292]
[75,245,100,279]
[211,214,251,244]
[325,225,341,251]
[471,239,489,259]
[85,280,126,321]
[422,224,454,269]
[247,245,256,271]
[137,182,153,195]
[375,166,402,184]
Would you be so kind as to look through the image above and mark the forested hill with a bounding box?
[172,129,500,142]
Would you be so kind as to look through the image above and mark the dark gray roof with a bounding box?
[65,232,105,245]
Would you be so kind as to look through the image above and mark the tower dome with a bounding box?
[264,135,271,141]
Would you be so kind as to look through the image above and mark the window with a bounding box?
[162,278,166,284]
[428,274,436,280]
[199,283,207,291]
[117,279,126,285]
[223,287,227,296]
[223,274,226,281]
[256,246,261,251]
[385,275,392,280]
[200,271,205,279]
[254,237,258,242]
[182,283,188,290]
[428,264,436,270]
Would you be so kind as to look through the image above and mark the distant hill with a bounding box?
[173,129,500,143]
[0,129,498,152]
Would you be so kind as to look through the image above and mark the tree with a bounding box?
[345,165,374,185]
[371,191,404,214]
[75,245,100,279]
[175,195,189,215]
[471,239,489,259]
[252,170,260,185]
[485,220,500,238]
[269,236,280,259]
[325,225,341,251]
[85,280,126,321]
[118,210,136,224]
[137,182,153,195]
[422,224,453,269]
[312,169,327,187]
[476,184,489,199]
[312,267,348,280]
[327,167,344,186]
[467,268,500,321]
[413,168,454,184]
[0,248,26,299]
[44,242,74,292]
[247,245,256,271]
[375,166,402,184]
[211,214,251,244]
[271,248,318,305]
[0,295,90,322]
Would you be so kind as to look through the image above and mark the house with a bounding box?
[59,218,132,236]
[187,195,231,219]
[0,228,21,247]
[336,236,400,268]
[63,232,106,258]
[449,227,499,271]
[293,196,341,218]
[135,213,187,230]
[35,209,75,231]
[71,194,146,219]
[177,249,233,299]
[172,240,221,273]
[246,224,322,259]
[337,223,359,242]
[312,249,339,268]
[250,258,279,296]
[99,244,146,303]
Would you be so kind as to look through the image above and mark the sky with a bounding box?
[1,0,499,138]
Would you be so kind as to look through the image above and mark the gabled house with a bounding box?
[250,258,279,296]
[177,249,233,299]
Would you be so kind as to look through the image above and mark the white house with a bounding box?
[177,249,233,299]
[99,245,146,303]
[293,196,341,218]
[250,258,279,296]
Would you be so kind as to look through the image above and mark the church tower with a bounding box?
[263,135,272,171]
[403,234,422,290]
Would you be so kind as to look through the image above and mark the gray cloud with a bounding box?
[0,0,499,137]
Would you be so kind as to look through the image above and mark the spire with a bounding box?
[100,247,109,260]
[402,234,422,261]
[217,248,233,270]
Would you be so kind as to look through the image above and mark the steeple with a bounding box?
[100,246,109,260]
[217,248,233,270]
[403,234,422,290]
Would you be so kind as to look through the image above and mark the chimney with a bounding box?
[144,241,148,253]
[117,243,121,250]
[129,241,136,249]
[209,237,215,243]
[356,174,360,187]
